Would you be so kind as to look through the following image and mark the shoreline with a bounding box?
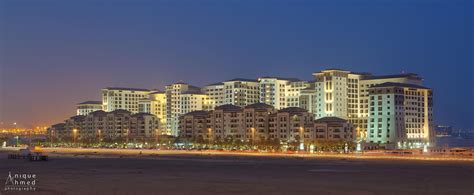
[2,147,473,163]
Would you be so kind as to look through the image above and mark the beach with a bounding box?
[1,149,473,195]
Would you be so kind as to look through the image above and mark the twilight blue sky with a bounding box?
[0,0,472,129]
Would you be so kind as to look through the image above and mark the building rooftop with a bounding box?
[132,113,156,117]
[110,109,132,114]
[244,103,274,110]
[187,85,202,91]
[183,110,209,116]
[315,117,347,123]
[181,91,205,95]
[149,91,165,94]
[362,73,422,81]
[89,110,107,116]
[214,104,243,111]
[70,115,86,120]
[371,82,430,89]
[206,82,224,86]
[224,78,258,82]
[258,76,302,82]
[278,107,308,113]
[173,81,189,85]
[77,101,102,105]
[51,123,66,128]
[315,68,351,73]
[103,87,150,92]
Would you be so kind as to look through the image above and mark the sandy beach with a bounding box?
[0,148,473,195]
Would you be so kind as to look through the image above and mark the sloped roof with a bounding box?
[214,104,243,111]
[132,113,156,117]
[315,117,347,123]
[110,109,132,114]
[70,115,86,120]
[149,91,165,94]
[258,76,302,82]
[103,87,150,91]
[245,103,274,110]
[183,110,209,117]
[89,110,107,116]
[206,82,224,86]
[77,101,102,105]
[371,82,430,89]
[362,73,422,81]
[278,107,307,113]
[224,78,258,82]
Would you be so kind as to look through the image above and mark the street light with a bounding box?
[299,127,304,143]
[98,129,102,142]
[207,128,212,145]
[155,128,160,144]
[125,129,129,143]
[51,130,54,147]
[299,127,305,151]
[73,128,78,145]
[251,128,255,146]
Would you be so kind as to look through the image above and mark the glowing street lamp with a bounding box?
[299,127,304,143]
[155,128,160,144]
[51,130,54,147]
[98,129,102,142]
[73,128,78,144]
[251,128,255,146]
[207,128,212,145]
[125,129,129,143]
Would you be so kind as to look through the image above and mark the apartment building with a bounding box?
[258,77,310,109]
[313,117,355,142]
[271,107,315,142]
[102,87,151,113]
[202,82,225,107]
[139,91,167,132]
[179,103,355,144]
[165,82,206,136]
[312,69,369,119]
[258,77,291,109]
[50,110,160,142]
[74,68,432,147]
[179,110,210,141]
[243,103,276,141]
[76,101,102,116]
[310,69,429,143]
[208,104,244,140]
[367,82,433,149]
[222,79,260,106]
[355,73,423,140]
[299,82,317,115]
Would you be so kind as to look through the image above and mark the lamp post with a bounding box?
[125,129,129,144]
[299,127,304,143]
[155,128,160,144]
[207,128,212,145]
[98,129,102,143]
[73,128,78,145]
[251,128,255,146]
[299,126,305,151]
[51,130,54,147]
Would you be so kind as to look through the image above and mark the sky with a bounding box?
[0,0,472,129]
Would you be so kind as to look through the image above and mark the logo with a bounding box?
[4,171,37,191]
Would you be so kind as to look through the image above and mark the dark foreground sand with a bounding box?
[0,153,473,195]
